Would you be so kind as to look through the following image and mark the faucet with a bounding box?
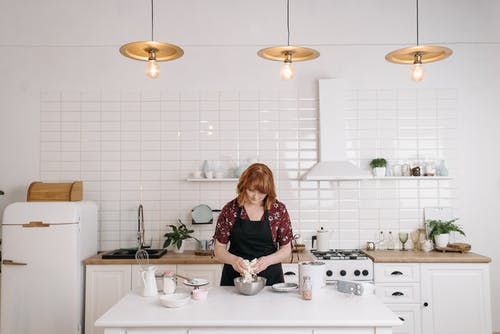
[137,204,145,249]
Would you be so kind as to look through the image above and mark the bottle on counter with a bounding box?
[386,231,395,250]
[163,271,177,294]
[376,231,386,250]
[437,160,448,176]
[302,275,312,300]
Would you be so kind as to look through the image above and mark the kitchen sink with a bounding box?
[102,248,167,259]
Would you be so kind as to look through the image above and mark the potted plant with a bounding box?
[163,220,199,253]
[427,218,465,248]
[369,158,387,177]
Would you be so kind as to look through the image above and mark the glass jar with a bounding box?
[302,276,312,300]
[163,272,177,294]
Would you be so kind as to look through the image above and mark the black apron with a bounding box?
[220,207,284,286]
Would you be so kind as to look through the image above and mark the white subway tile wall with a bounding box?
[40,89,457,251]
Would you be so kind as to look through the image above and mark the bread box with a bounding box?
[27,181,83,201]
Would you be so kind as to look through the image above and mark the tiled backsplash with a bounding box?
[40,88,457,251]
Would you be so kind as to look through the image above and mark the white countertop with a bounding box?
[96,286,401,329]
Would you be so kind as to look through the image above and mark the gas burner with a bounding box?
[310,249,369,261]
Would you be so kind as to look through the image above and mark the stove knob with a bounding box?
[354,270,361,276]
[340,270,346,277]
[326,270,333,277]
[362,270,369,276]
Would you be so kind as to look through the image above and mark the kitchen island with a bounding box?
[96,286,401,334]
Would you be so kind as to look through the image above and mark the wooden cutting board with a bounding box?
[435,243,471,253]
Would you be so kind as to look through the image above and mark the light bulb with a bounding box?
[280,62,294,80]
[410,63,425,82]
[146,59,160,79]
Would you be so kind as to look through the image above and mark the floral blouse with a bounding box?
[213,198,293,247]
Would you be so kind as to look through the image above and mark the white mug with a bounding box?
[205,170,214,179]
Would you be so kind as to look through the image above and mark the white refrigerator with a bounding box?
[1,201,98,334]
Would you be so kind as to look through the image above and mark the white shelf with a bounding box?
[186,178,238,182]
[371,176,452,180]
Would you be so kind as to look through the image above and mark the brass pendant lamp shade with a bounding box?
[385,0,452,82]
[258,0,319,80]
[119,0,183,79]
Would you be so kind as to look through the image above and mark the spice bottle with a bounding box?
[302,275,313,300]
[387,231,395,250]
[163,271,177,294]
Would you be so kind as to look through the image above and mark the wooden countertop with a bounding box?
[362,249,491,263]
[83,250,313,265]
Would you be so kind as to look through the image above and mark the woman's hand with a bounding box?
[231,257,248,274]
[252,256,271,274]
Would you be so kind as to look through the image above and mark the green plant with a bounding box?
[427,218,465,240]
[369,158,387,169]
[163,220,199,250]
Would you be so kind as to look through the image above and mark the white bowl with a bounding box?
[159,293,191,308]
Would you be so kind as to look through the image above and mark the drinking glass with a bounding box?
[399,232,409,251]
[410,231,420,251]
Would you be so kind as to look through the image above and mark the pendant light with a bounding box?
[119,0,183,79]
[258,0,319,80]
[385,0,452,82]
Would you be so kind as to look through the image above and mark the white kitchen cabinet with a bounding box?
[420,263,491,334]
[176,264,223,287]
[375,263,420,334]
[374,262,492,334]
[85,264,221,334]
[85,265,131,334]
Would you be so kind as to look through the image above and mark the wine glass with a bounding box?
[399,232,409,251]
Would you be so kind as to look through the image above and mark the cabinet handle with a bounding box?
[398,317,405,322]
[390,270,403,276]
[2,259,28,266]
[392,291,404,296]
[284,271,296,276]
[423,302,429,307]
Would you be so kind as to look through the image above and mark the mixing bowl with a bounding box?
[234,276,267,296]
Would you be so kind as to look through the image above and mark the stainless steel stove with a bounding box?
[310,249,373,282]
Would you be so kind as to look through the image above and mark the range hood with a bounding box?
[302,79,371,180]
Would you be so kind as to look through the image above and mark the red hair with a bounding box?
[237,163,277,210]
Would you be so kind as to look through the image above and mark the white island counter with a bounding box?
[96,286,401,334]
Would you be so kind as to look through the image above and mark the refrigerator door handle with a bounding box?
[22,221,50,228]
[2,259,28,266]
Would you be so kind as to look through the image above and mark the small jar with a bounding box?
[163,271,177,294]
[302,276,312,300]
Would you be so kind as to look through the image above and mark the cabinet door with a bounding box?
[176,264,223,287]
[421,263,492,334]
[85,265,131,334]
[131,264,177,293]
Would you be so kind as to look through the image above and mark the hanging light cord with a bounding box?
[286,0,290,46]
[151,0,154,41]
[415,0,420,46]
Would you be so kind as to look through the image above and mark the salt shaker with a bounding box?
[302,276,312,300]
[163,271,177,294]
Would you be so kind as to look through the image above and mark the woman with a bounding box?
[213,163,293,286]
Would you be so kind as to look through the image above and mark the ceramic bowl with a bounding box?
[234,276,267,296]
[159,293,191,308]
